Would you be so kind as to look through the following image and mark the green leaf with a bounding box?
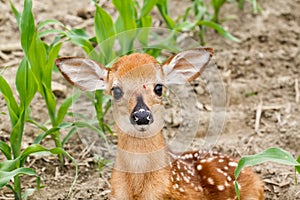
[41,83,57,125]
[55,92,80,126]
[94,5,115,43]
[74,121,107,141]
[33,127,60,144]
[140,0,157,18]
[174,21,196,31]
[38,29,64,38]
[0,141,12,160]
[9,0,21,26]
[94,4,116,64]
[65,31,94,55]
[112,0,137,31]
[0,168,38,188]
[197,20,240,42]
[234,181,241,200]
[37,19,64,30]
[16,58,37,109]
[112,0,137,54]
[235,147,300,179]
[238,0,244,9]
[0,159,18,171]
[27,118,48,132]
[28,36,47,88]
[156,0,175,29]
[22,188,36,200]
[19,144,78,196]
[20,0,36,58]
[211,0,226,22]
[62,127,77,146]
[10,111,25,158]
[296,156,300,174]
[0,76,19,126]
[44,42,62,89]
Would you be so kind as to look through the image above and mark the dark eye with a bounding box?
[154,84,163,96]
[112,86,123,100]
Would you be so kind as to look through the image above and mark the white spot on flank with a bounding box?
[225,181,230,187]
[179,187,185,192]
[173,183,179,189]
[197,164,202,171]
[194,153,199,157]
[224,166,229,170]
[200,159,207,163]
[207,157,214,162]
[228,162,238,167]
[217,185,225,191]
[227,176,232,182]
[183,176,190,183]
[207,177,214,185]
[219,159,224,163]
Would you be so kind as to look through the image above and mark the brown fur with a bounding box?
[55,50,264,200]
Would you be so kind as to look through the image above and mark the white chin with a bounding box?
[133,124,150,132]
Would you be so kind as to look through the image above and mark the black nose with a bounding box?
[130,96,153,125]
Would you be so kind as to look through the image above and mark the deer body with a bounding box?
[56,48,264,200]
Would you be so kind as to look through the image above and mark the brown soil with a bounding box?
[0,0,300,199]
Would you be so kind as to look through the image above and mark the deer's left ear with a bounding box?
[162,47,213,84]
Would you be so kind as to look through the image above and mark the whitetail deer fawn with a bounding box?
[56,48,264,200]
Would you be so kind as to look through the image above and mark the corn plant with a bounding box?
[0,0,79,199]
[237,0,262,14]
[234,147,300,199]
[157,0,240,45]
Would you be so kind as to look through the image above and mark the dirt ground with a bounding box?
[0,0,300,199]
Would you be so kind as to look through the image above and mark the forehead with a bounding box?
[110,53,163,84]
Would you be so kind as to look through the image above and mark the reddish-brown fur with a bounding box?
[55,49,264,200]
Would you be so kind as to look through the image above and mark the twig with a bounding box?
[79,140,96,159]
[255,100,263,135]
[295,78,299,103]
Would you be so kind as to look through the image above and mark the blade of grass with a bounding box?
[0,168,39,188]
[37,19,64,30]
[0,141,12,160]
[197,20,240,42]
[16,58,37,109]
[20,0,35,58]
[19,144,78,196]
[94,4,116,63]
[55,92,80,126]
[140,0,157,18]
[0,76,19,125]
[9,0,21,26]
[156,0,175,29]
[234,147,300,199]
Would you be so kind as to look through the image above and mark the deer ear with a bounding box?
[162,48,213,84]
[55,57,108,91]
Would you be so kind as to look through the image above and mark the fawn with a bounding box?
[56,47,264,200]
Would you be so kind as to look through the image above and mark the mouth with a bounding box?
[133,124,150,132]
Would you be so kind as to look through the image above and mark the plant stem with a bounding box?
[51,131,64,163]
[95,90,104,131]
[14,176,21,200]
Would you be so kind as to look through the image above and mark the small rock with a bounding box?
[52,81,67,98]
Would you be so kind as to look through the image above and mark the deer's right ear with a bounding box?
[55,57,108,91]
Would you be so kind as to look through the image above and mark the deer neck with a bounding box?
[114,128,171,173]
